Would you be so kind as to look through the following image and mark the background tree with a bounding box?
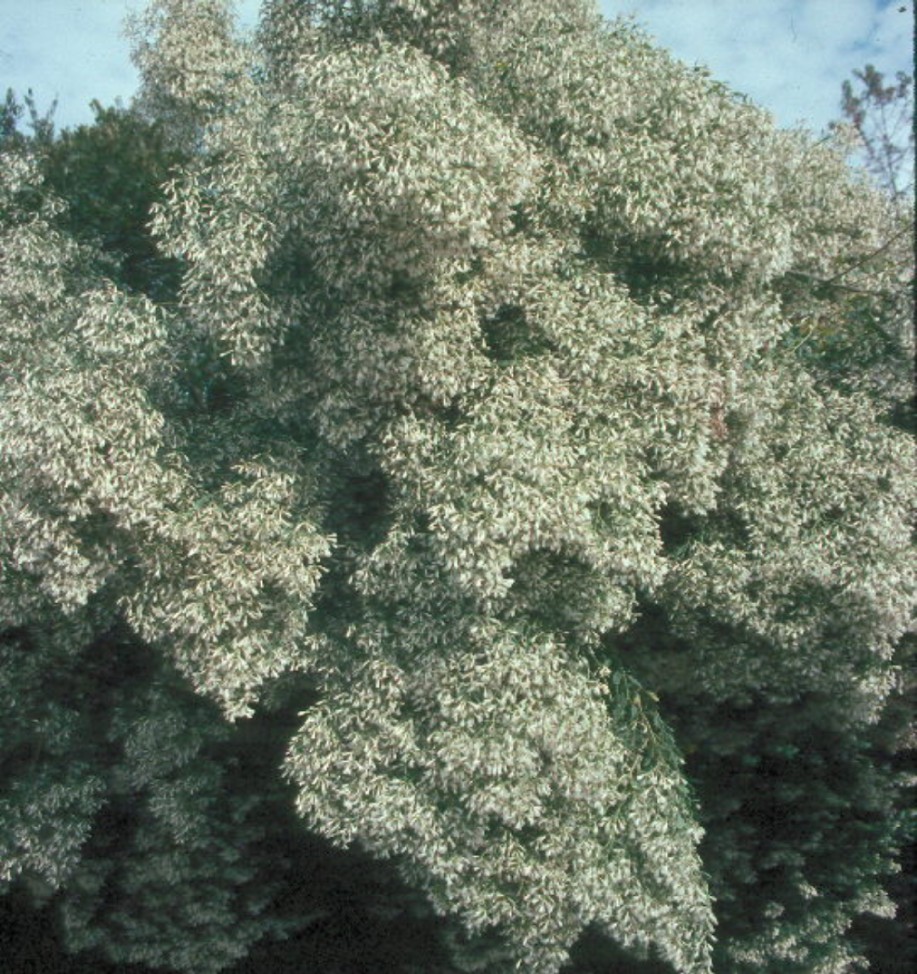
[1,3,914,973]
[817,61,917,974]
[40,102,187,300]
[777,62,916,430]
[837,63,914,206]
[0,88,25,144]
[0,91,185,299]
[0,86,56,150]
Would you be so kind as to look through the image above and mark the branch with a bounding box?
[782,269,909,300]
[784,223,913,295]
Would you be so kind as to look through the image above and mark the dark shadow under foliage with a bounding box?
[1,883,688,974]
[0,658,693,974]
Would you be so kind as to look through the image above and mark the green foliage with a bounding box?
[0,91,187,299]
[0,87,57,149]
[1,3,914,972]
[625,613,910,972]
[1,88,25,143]
[40,103,188,299]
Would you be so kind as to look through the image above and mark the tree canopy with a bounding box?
[1,3,914,973]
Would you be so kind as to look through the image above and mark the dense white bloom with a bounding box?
[1,2,912,972]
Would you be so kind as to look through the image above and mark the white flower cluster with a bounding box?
[1,2,913,972]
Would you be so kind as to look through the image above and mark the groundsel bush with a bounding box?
[1,2,913,972]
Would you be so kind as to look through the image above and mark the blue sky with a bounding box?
[0,1,913,136]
